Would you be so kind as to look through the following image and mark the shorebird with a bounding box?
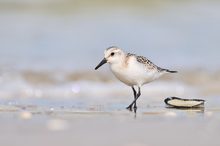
[95,46,177,111]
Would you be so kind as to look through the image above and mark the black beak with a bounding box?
[95,58,107,70]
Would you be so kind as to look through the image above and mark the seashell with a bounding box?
[164,97,205,108]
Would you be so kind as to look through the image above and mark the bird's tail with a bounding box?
[165,69,178,73]
[158,67,178,73]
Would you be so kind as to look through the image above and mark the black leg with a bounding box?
[137,87,141,98]
[126,87,141,111]
[126,86,136,111]
[132,87,137,109]
[134,87,141,112]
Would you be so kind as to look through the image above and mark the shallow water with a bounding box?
[0,0,220,70]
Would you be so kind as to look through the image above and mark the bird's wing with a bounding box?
[136,55,163,71]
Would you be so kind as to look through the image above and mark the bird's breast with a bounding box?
[109,62,162,86]
[109,63,143,86]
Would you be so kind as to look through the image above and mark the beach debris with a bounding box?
[164,97,205,108]
[46,119,69,131]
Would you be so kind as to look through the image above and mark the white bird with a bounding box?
[95,46,177,111]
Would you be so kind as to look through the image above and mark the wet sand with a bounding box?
[0,97,219,146]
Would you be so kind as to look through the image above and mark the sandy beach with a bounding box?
[0,96,220,146]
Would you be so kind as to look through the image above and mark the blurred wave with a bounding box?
[0,67,219,99]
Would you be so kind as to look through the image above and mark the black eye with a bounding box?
[111,52,115,56]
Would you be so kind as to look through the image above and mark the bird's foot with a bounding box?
[126,105,133,111]
[126,104,137,113]
[134,104,137,109]
[133,104,137,113]
[133,107,137,113]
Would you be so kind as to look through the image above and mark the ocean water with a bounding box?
[0,0,220,100]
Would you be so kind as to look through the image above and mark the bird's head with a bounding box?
[95,46,125,70]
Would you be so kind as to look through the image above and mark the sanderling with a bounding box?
[95,46,177,112]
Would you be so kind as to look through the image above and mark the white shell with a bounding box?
[164,97,205,108]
